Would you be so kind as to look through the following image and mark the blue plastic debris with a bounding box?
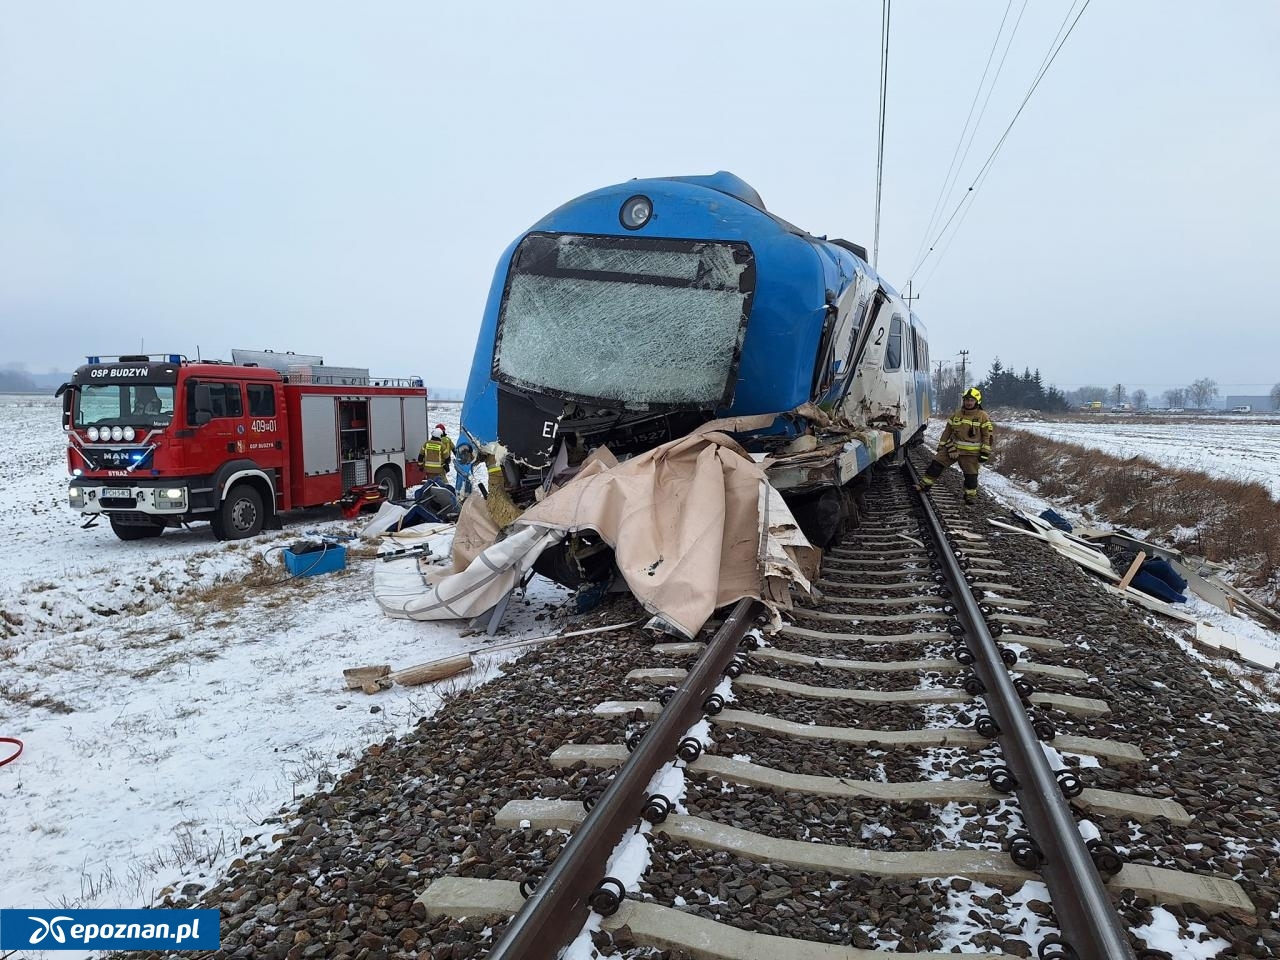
[283,543,346,578]
[1039,509,1073,532]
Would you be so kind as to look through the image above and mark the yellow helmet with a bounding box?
[964,388,982,404]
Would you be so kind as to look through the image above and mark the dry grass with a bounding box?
[0,679,75,714]
[185,550,327,611]
[997,428,1280,598]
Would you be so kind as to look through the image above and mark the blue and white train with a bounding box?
[459,171,931,549]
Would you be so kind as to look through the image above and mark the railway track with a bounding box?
[418,461,1260,959]
[156,455,1279,960]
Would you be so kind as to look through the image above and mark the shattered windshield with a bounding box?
[493,233,755,409]
[75,384,176,427]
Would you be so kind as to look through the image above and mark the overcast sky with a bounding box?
[2,1,1277,396]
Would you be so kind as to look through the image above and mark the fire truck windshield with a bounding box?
[75,384,176,427]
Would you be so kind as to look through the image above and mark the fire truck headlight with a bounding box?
[87,427,100,441]
[123,426,136,441]
[156,488,187,508]
[110,426,124,441]
[69,488,85,507]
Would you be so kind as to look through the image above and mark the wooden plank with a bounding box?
[342,664,390,690]
[1116,551,1147,592]
[389,654,473,686]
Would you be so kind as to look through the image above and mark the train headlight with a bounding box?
[111,426,124,441]
[620,195,652,230]
[87,427,100,441]
[123,426,136,441]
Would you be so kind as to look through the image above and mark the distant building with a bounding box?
[1218,394,1273,411]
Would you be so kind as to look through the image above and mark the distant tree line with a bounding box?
[0,369,39,393]
[976,359,1070,412]
[933,357,1069,412]
[1064,378,1236,410]
[935,363,1280,413]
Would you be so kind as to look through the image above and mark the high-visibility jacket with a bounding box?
[419,435,454,474]
[939,407,995,456]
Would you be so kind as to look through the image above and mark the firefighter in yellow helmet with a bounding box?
[916,387,995,505]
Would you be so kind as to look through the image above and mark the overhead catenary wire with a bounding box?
[910,0,1093,288]
[909,0,1021,273]
[872,0,892,269]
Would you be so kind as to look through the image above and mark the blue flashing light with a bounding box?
[87,355,101,364]
[167,354,182,363]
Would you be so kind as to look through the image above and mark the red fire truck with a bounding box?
[60,350,430,541]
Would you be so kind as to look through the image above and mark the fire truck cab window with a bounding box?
[247,384,276,416]
[188,382,243,422]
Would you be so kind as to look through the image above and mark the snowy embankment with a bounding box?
[925,416,1280,683]
[0,394,566,930]
[1005,416,1280,498]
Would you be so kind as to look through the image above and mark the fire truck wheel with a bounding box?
[213,484,265,540]
[374,466,403,503]
[108,516,165,541]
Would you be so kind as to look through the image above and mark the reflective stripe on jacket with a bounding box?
[939,410,995,455]
[420,440,446,471]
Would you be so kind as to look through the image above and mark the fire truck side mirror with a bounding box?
[192,384,213,426]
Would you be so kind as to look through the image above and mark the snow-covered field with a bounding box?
[1005,416,1280,498]
[0,394,567,941]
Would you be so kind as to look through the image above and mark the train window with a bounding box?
[885,316,904,371]
[494,232,756,408]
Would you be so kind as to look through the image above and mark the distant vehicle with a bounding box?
[1231,405,1252,414]
[1110,403,1132,412]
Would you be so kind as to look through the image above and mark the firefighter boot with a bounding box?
[917,460,946,494]
[963,472,979,506]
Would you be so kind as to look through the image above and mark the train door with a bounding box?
[897,317,915,425]
[814,270,874,405]
[838,295,908,426]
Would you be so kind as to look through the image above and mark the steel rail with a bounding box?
[486,597,759,960]
[907,463,1135,960]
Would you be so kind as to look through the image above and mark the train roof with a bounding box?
[526,170,918,322]
[636,172,910,305]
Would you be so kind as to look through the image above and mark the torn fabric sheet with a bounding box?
[373,431,816,635]
[375,525,564,621]
[513,430,817,637]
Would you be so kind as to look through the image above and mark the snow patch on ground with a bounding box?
[1007,419,1280,498]
[0,395,577,930]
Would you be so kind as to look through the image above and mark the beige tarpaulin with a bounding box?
[373,428,818,638]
